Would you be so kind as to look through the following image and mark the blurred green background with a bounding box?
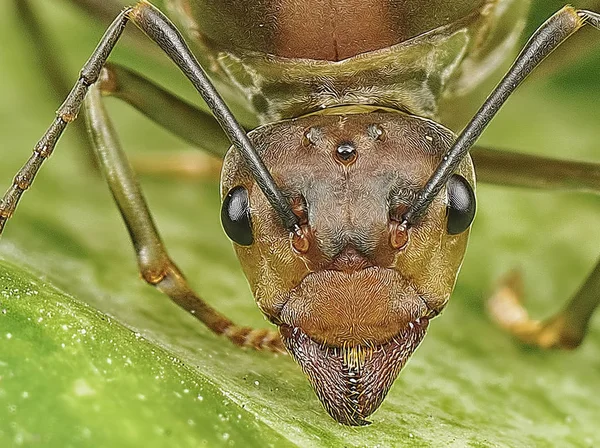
[0,0,599,446]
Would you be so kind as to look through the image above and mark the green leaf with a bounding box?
[1,1,600,447]
[0,261,290,447]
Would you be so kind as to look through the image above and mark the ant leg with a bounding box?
[472,147,600,194]
[17,0,222,178]
[0,1,297,236]
[488,265,600,350]
[404,7,600,224]
[487,270,600,349]
[401,7,600,348]
[84,82,284,352]
[15,0,96,168]
[98,63,226,179]
[471,147,600,349]
[69,0,161,57]
[99,63,228,156]
[1,1,294,347]
[0,6,132,235]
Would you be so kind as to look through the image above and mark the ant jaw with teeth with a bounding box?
[280,315,431,426]
[222,110,474,424]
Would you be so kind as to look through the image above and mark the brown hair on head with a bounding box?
[220,109,475,424]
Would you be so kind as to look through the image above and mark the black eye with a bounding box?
[446,174,476,235]
[221,186,253,246]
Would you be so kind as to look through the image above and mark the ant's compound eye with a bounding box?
[221,186,253,246]
[446,174,476,235]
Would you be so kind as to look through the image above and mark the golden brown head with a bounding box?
[220,110,475,425]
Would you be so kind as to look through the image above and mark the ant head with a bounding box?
[220,110,475,425]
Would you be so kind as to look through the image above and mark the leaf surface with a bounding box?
[1,1,600,446]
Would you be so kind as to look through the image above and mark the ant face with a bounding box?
[221,110,475,424]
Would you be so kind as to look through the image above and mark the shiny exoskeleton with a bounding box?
[168,0,528,125]
[1,0,599,426]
